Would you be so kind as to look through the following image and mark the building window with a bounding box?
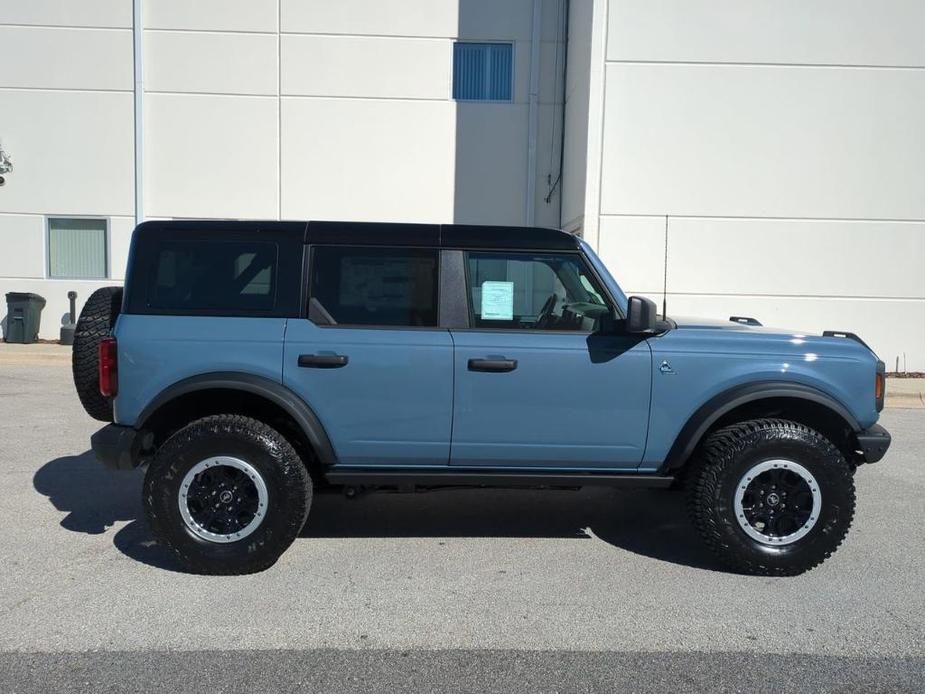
[453,42,513,102]
[47,218,108,279]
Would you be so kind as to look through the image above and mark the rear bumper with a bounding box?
[856,424,891,464]
[90,424,151,470]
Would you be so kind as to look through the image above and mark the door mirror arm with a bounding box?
[597,310,620,335]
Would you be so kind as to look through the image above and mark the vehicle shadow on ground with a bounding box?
[33,451,141,534]
[32,451,180,571]
[33,453,722,573]
[303,486,722,571]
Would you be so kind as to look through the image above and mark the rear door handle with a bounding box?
[298,354,348,368]
[468,358,517,373]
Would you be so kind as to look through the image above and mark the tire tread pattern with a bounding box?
[686,418,855,576]
[71,286,123,421]
[143,414,312,575]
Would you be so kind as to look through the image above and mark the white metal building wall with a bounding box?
[574,0,925,371]
[0,1,134,332]
[0,0,567,338]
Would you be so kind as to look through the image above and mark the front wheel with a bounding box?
[143,415,312,575]
[686,418,855,576]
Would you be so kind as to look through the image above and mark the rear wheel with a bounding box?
[72,286,122,421]
[686,418,855,576]
[143,415,312,575]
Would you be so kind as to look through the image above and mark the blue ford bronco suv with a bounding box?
[73,220,890,575]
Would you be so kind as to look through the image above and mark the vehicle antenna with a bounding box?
[662,215,669,318]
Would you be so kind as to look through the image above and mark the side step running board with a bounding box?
[325,469,675,489]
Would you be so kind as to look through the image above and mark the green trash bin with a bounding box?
[4,292,46,344]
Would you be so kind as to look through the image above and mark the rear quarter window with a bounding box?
[146,240,278,313]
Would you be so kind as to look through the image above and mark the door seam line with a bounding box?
[446,328,456,466]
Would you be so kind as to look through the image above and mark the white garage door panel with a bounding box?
[145,0,277,33]
[0,215,45,279]
[108,216,135,281]
[665,218,925,299]
[0,0,130,29]
[600,63,925,220]
[599,216,925,300]
[454,103,528,226]
[281,0,456,38]
[145,94,278,219]
[608,0,925,67]
[0,27,131,91]
[659,293,925,372]
[457,0,533,42]
[281,98,454,222]
[0,90,133,217]
[281,36,449,99]
[145,31,278,96]
[596,216,667,295]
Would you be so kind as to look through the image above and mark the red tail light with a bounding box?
[99,337,118,397]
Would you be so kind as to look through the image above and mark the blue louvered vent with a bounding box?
[453,42,513,102]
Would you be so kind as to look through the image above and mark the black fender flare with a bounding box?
[662,381,861,471]
[137,372,337,466]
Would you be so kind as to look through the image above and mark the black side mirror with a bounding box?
[626,295,658,333]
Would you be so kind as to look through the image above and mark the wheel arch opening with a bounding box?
[140,387,327,483]
[668,395,861,472]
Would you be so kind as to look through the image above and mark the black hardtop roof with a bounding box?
[133,219,581,251]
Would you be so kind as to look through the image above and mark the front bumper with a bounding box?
[90,424,151,470]
[856,424,891,464]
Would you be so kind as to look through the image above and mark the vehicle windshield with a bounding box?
[579,238,627,314]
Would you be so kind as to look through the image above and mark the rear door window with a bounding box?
[147,240,277,313]
[309,246,438,327]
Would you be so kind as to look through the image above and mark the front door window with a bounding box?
[466,252,611,331]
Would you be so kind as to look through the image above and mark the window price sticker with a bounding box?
[481,281,514,320]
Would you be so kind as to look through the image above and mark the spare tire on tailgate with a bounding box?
[72,286,123,422]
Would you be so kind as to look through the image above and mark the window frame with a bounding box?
[452,41,515,104]
[460,249,617,335]
[305,244,444,331]
[45,215,110,280]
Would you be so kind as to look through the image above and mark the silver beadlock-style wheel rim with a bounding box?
[733,459,822,546]
[178,457,269,544]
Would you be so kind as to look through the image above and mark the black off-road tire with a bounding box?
[143,415,312,575]
[686,418,855,576]
[72,286,123,421]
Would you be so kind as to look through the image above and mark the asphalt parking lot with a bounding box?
[1,357,924,692]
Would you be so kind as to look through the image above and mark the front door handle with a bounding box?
[298,354,349,368]
[468,358,517,373]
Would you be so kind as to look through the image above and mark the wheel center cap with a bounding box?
[219,490,234,504]
[765,492,781,507]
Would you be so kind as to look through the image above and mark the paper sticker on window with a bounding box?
[481,281,514,320]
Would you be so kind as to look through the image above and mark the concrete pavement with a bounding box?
[3,650,923,694]
[1,358,924,691]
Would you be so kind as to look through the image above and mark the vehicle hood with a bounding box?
[669,315,791,334]
[665,314,878,361]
